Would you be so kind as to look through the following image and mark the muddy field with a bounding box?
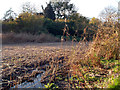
[1,42,84,89]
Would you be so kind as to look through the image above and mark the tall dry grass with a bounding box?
[67,22,119,88]
[2,33,60,44]
[2,21,119,88]
[86,23,119,66]
[39,21,119,88]
[70,23,119,66]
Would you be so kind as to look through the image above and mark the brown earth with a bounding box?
[2,42,83,89]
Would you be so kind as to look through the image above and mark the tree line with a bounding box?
[2,0,118,41]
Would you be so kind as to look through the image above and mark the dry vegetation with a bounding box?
[39,22,119,88]
[1,42,76,89]
[1,2,119,89]
[67,23,119,88]
[2,33,60,44]
[1,22,120,89]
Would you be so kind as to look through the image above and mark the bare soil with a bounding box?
[1,42,80,89]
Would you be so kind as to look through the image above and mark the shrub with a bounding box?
[43,18,64,36]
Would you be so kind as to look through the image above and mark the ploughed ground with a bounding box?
[1,42,80,89]
[1,41,119,89]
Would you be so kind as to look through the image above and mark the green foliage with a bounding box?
[89,17,101,25]
[88,17,101,40]
[69,13,89,38]
[108,76,120,89]
[44,83,58,89]
[16,12,47,34]
[43,19,64,35]
[2,3,95,40]
[2,12,47,34]
[2,20,16,33]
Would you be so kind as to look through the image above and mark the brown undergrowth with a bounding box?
[41,22,119,88]
[2,32,60,44]
[1,23,119,89]
[1,43,73,89]
[68,22,119,88]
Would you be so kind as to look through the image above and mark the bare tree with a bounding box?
[21,2,37,14]
[99,6,117,23]
[3,8,17,21]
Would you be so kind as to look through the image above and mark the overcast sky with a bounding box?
[0,0,119,20]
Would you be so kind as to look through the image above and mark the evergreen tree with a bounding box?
[44,3,55,20]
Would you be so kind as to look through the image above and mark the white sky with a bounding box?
[0,0,119,20]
